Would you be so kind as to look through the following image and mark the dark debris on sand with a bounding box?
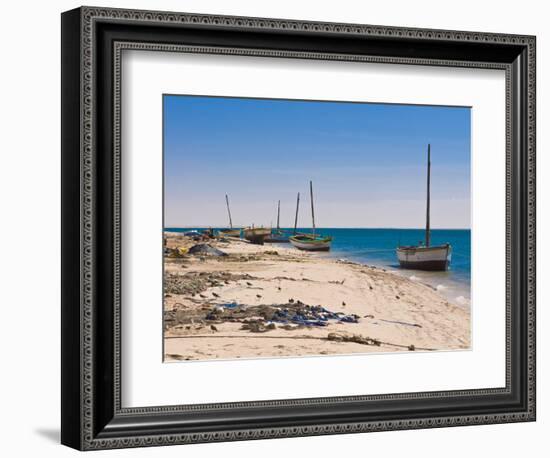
[165,301,360,332]
[187,244,228,257]
[164,271,257,296]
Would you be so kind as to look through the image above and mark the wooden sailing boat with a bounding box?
[289,181,332,251]
[243,225,271,245]
[218,194,241,238]
[265,200,290,243]
[396,144,452,271]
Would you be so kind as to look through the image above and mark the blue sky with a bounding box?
[164,95,471,229]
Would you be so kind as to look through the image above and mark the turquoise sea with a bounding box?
[165,227,471,305]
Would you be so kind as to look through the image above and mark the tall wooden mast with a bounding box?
[276,200,280,230]
[225,194,233,229]
[293,193,300,234]
[310,180,316,236]
[425,144,431,247]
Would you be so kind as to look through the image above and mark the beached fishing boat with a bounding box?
[182,230,201,238]
[218,228,241,238]
[243,226,271,245]
[289,181,332,251]
[217,194,241,238]
[265,229,289,243]
[201,228,215,238]
[265,200,290,243]
[396,243,452,270]
[289,234,332,251]
[396,144,452,271]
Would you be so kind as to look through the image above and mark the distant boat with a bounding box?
[202,228,215,238]
[289,181,332,251]
[265,229,289,243]
[265,230,289,243]
[218,194,241,238]
[265,200,290,243]
[182,230,201,237]
[218,228,241,238]
[182,230,203,240]
[243,226,271,245]
[396,144,452,271]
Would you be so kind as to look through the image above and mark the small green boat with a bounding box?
[289,181,332,251]
[289,234,332,251]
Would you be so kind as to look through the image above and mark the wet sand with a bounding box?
[163,232,470,361]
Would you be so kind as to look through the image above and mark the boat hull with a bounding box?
[218,229,241,238]
[396,244,452,271]
[289,235,332,251]
[243,228,271,245]
[265,231,290,243]
[397,259,449,271]
[265,236,290,243]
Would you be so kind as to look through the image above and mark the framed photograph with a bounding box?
[61,6,536,450]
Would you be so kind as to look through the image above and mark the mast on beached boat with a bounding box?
[425,144,431,247]
[293,192,300,235]
[277,200,280,230]
[265,199,290,243]
[396,144,452,271]
[310,180,316,236]
[226,194,233,229]
[218,194,241,238]
[289,181,332,251]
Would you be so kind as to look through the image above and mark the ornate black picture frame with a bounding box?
[61,6,536,450]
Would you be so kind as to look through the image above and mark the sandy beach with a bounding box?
[163,232,470,362]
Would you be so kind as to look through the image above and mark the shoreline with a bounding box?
[163,232,471,361]
[322,249,471,306]
[166,228,471,304]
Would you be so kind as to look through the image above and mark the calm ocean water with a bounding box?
[166,227,471,304]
